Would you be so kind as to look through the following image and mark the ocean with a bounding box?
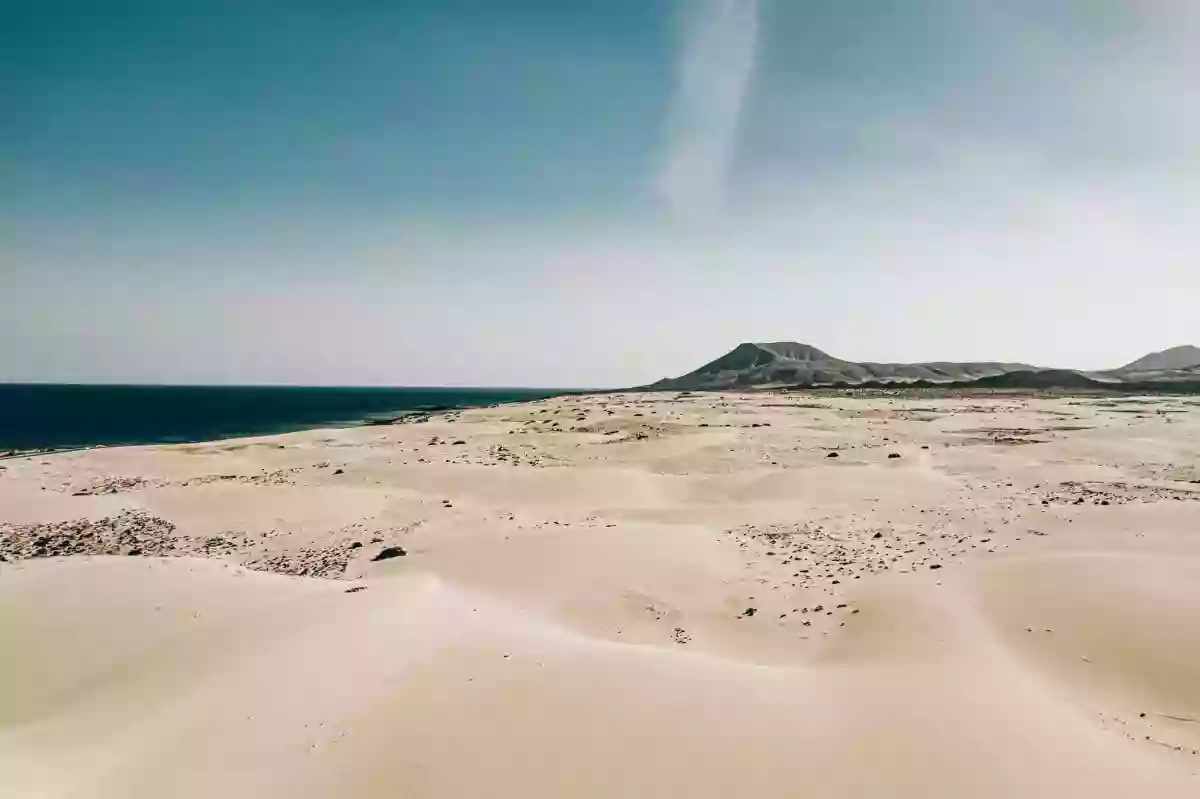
[0,384,570,453]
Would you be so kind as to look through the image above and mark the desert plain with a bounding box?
[2,389,1200,797]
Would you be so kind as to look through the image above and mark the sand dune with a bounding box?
[3,391,1200,796]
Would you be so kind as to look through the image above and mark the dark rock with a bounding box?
[929,564,943,570]
[371,546,407,561]
[333,469,344,475]
[888,453,902,459]
[827,452,840,458]
[344,586,367,593]
[873,532,883,539]
[349,541,362,549]
[741,607,757,618]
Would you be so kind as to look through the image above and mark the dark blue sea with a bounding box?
[0,384,570,452]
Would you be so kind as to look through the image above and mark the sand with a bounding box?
[2,390,1200,797]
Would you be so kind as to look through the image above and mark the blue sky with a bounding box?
[8,2,669,223]
[5,1,1198,385]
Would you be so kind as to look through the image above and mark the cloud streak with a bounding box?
[657,0,759,220]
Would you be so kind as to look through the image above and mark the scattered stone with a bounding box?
[69,475,156,496]
[176,469,300,488]
[371,546,407,562]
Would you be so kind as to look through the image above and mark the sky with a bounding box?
[4,0,1198,387]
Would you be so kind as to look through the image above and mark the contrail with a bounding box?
[658,0,760,220]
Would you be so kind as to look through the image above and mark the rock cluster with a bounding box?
[0,513,383,581]
[243,541,359,579]
[0,511,179,560]
[1042,480,1200,506]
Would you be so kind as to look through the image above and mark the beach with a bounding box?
[2,390,1199,797]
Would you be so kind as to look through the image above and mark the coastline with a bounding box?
[0,383,577,455]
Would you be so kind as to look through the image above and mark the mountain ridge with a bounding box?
[642,341,1200,391]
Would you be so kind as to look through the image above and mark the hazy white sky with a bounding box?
[5,1,1198,386]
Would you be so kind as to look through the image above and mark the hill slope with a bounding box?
[1118,345,1200,373]
[1108,346,1200,382]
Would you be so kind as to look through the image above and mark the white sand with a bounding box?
[2,391,1199,797]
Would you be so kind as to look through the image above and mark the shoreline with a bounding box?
[0,386,580,458]
[7,383,1197,462]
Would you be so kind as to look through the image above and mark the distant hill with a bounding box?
[965,369,1109,390]
[640,342,1200,392]
[972,370,1200,393]
[641,342,1037,390]
[822,370,1200,394]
